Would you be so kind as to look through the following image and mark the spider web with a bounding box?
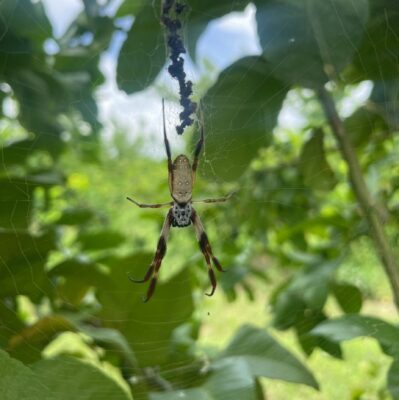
[0,1,397,399]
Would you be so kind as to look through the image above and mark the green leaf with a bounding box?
[116,0,145,17]
[220,325,319,389]
[0,230,55,300]
[202,56,288,180]
[0,0,52,45]
[95,253,194,367]
[369,80,399,130]
[352,0,399,80]
[299,129,337,191]
[344,107,387,147]
[49,258,105,305]
[0,349,55,400]
[388,360,399,399]
[256,0,369,87]
[78,325,137,367]
[56,208,95,225]
[332,282,363,314]
[117,0,166,94]
[32,356,131,400]
[7,315,74,364]
[78,230,125,250]
[150,358,258,400]
[312,315,399,399]
[311,315,399,356]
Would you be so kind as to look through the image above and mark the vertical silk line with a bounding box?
[161,0,197,135]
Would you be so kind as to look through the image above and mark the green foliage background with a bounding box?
[1,0,399,399]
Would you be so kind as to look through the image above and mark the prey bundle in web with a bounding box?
[161,0,197,135]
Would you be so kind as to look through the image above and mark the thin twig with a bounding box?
[318,86,399,312]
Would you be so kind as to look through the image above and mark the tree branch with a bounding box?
[317,86,399,312]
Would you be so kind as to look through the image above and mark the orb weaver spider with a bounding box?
[127,100,234,302]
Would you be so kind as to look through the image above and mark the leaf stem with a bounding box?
[317,86,399,312]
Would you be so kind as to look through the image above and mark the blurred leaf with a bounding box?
[116,0,145,17]
[332,282,363,314]
[311,315,399,355]
[255,0,369,87]
[299,129,337,191]
[0,349,55,400]
[7,315,74,364]
[78,325,137,367]
[369,80,399,130]
[220,324,319,389]
[0,229,55,300]
[78,230,125,250]
[96,253,194,367]
[32,356,132,400]
[312,315,399,398]
[0,302,23,348]
[202,56,288,180]
[150,358,258,400]
[388,360,399,399]
[272,261,339,330]
[117,0,166,94]
[344,107,387,147]
[352,0,399,80]
[0,0,52,45]
[49,258,105,305]
[55,208,95,225]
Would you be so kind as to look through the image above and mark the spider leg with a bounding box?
[191,208,224,297]
[192,191,237,204]
[128,209,173,302]
[162,99,174,193]
[127,197,173,208]
[192,124,204,179]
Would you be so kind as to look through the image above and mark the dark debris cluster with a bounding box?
[161,0,197,135]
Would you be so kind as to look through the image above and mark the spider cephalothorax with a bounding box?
[172,202,192,227]
[126,100,234,302]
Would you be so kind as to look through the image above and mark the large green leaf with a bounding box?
[202,56,288,180]
[299,129,337,191]
[220,325,319,389]
[0,0,52,45]
[0,349,55,400]
[32,356,132,400]
[352,0,399,80]
[0,229,55,300]
[150,358,259,400]
[255,0,369,87]
[117,0,166,94]
[96,253,194,367]
[312,315,399,399]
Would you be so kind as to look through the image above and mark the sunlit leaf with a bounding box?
[202,56,288,180]
[256,0,369,87]
[0,349,55,400]
[32,356,132,400]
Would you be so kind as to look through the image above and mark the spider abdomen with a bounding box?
[172,202,192,227]
[171,155,193,204]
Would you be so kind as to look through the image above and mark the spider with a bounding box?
[127,100,234,302]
